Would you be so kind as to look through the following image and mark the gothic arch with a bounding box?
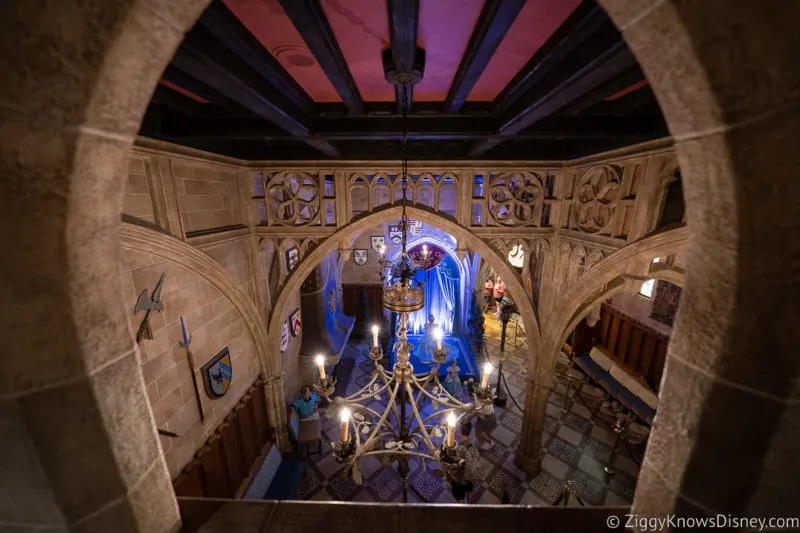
[268,204,542,371]
[544,226,688,358]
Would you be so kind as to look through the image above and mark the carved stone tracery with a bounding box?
[267,171,321,226]
[573,165,622,234]
[488,172,544,226]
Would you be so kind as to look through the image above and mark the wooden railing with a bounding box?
[173,376,272,499]
[597,304,669,392]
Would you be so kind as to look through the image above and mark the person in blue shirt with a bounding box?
[290,386,319,420]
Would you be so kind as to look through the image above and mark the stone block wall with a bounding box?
[200,239,255,303]
[120,246,260,478]
[172,162,242,235]
[123,156,156,225]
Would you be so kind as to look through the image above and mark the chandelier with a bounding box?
[311,81,496,502]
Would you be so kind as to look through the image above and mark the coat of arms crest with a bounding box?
[289,309,301,336]
[354,249,368,265]
[388,225,403,244]
[371,235,385,252]
[202,347,232,399]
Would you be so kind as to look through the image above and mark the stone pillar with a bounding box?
[298,263,338,384]
[264,373,290,450]
[515,380,550,475]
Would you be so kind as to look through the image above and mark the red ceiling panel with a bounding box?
[415,0,485,102]
[321,0,392,101]
[467,0,582,102]
[606,79,649,101]
[159,80,209,103]
[223,0,341,102]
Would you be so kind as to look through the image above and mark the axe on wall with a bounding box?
[135,272,166,343]
[180,316,205,423]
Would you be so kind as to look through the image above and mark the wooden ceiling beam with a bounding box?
[444,0,527,113]
[161,65,252,117]
[558,66,646,115]
[387,0,420,113]
[278,0,364,114]
[171,34,339,157]
[493,0,610,114]
[197,0,315,114]
[471,42,638,156]
[150,114,662,142]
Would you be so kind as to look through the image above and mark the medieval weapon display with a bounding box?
[135,272,166,343]
[180,316,205,423]
[157,428,179,438]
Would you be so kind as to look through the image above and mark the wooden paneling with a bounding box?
[173,376,273,499]
[593,304,669,392]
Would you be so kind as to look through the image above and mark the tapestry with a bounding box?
[650,280,682,327]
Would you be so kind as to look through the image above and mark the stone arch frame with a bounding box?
[544,227,688,359]
[2,0,799,530]
[268,204,542,371]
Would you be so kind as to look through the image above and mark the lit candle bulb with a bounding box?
[423,244,428,256]
[371,325,379,348]
[315,354,326,380]
[481,362,493,389]
[433,327,443,351]
[446,412,456,447]
[379,246,385,256]
[340,408,351,443]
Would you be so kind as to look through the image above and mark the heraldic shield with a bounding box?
[202,347,232,398]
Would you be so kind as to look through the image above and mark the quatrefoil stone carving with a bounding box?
[573,165,621,234]
[267,173,320,226]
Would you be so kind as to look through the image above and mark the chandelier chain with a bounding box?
[400,82,409,256]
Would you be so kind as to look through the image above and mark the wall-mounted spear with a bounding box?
[180,316,205,423]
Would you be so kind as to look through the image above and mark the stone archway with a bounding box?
[545,227,688,358]
[268,204,542,372]
[0,2,213,532]
[1,0,798,530]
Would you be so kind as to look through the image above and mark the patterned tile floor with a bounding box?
[291,312,645,506]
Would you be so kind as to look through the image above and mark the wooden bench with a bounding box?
[573,347,657,425]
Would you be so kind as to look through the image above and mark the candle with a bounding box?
[423,244,428,256]
[433,327,443,351]
[340,408,351,443]
[446,412,456,447]
[481,362,493,389]
[371,325,379,348]
[315,354,326,380]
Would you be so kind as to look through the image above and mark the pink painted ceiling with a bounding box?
[159,80,208,103]
[223,0,341,102]
[468,0,582,101]
[415,0,485,101]
[606,79,649,101]
[321,0,392,101]
[222,0,585,104]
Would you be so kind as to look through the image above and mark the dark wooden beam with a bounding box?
[171,30,339,157]
[444,0,527,113]
[493,0,610,114]
[471,42,638,155]
[278,0,364,114]
[150,86,215,118]
[153,114,662,142]
[161,65,252,117]
[387,0,420,113]
[558,67,646,115]
[197,0,314,114]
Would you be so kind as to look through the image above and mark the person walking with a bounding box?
[474,402,497,450]
[493,277,506,316]
[483,278,494,311]
[450,420,480,503]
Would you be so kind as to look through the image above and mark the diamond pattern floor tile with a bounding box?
[288,313,643,508]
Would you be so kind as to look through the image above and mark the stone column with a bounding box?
[515,379,550,475]
[298,263,338,384]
